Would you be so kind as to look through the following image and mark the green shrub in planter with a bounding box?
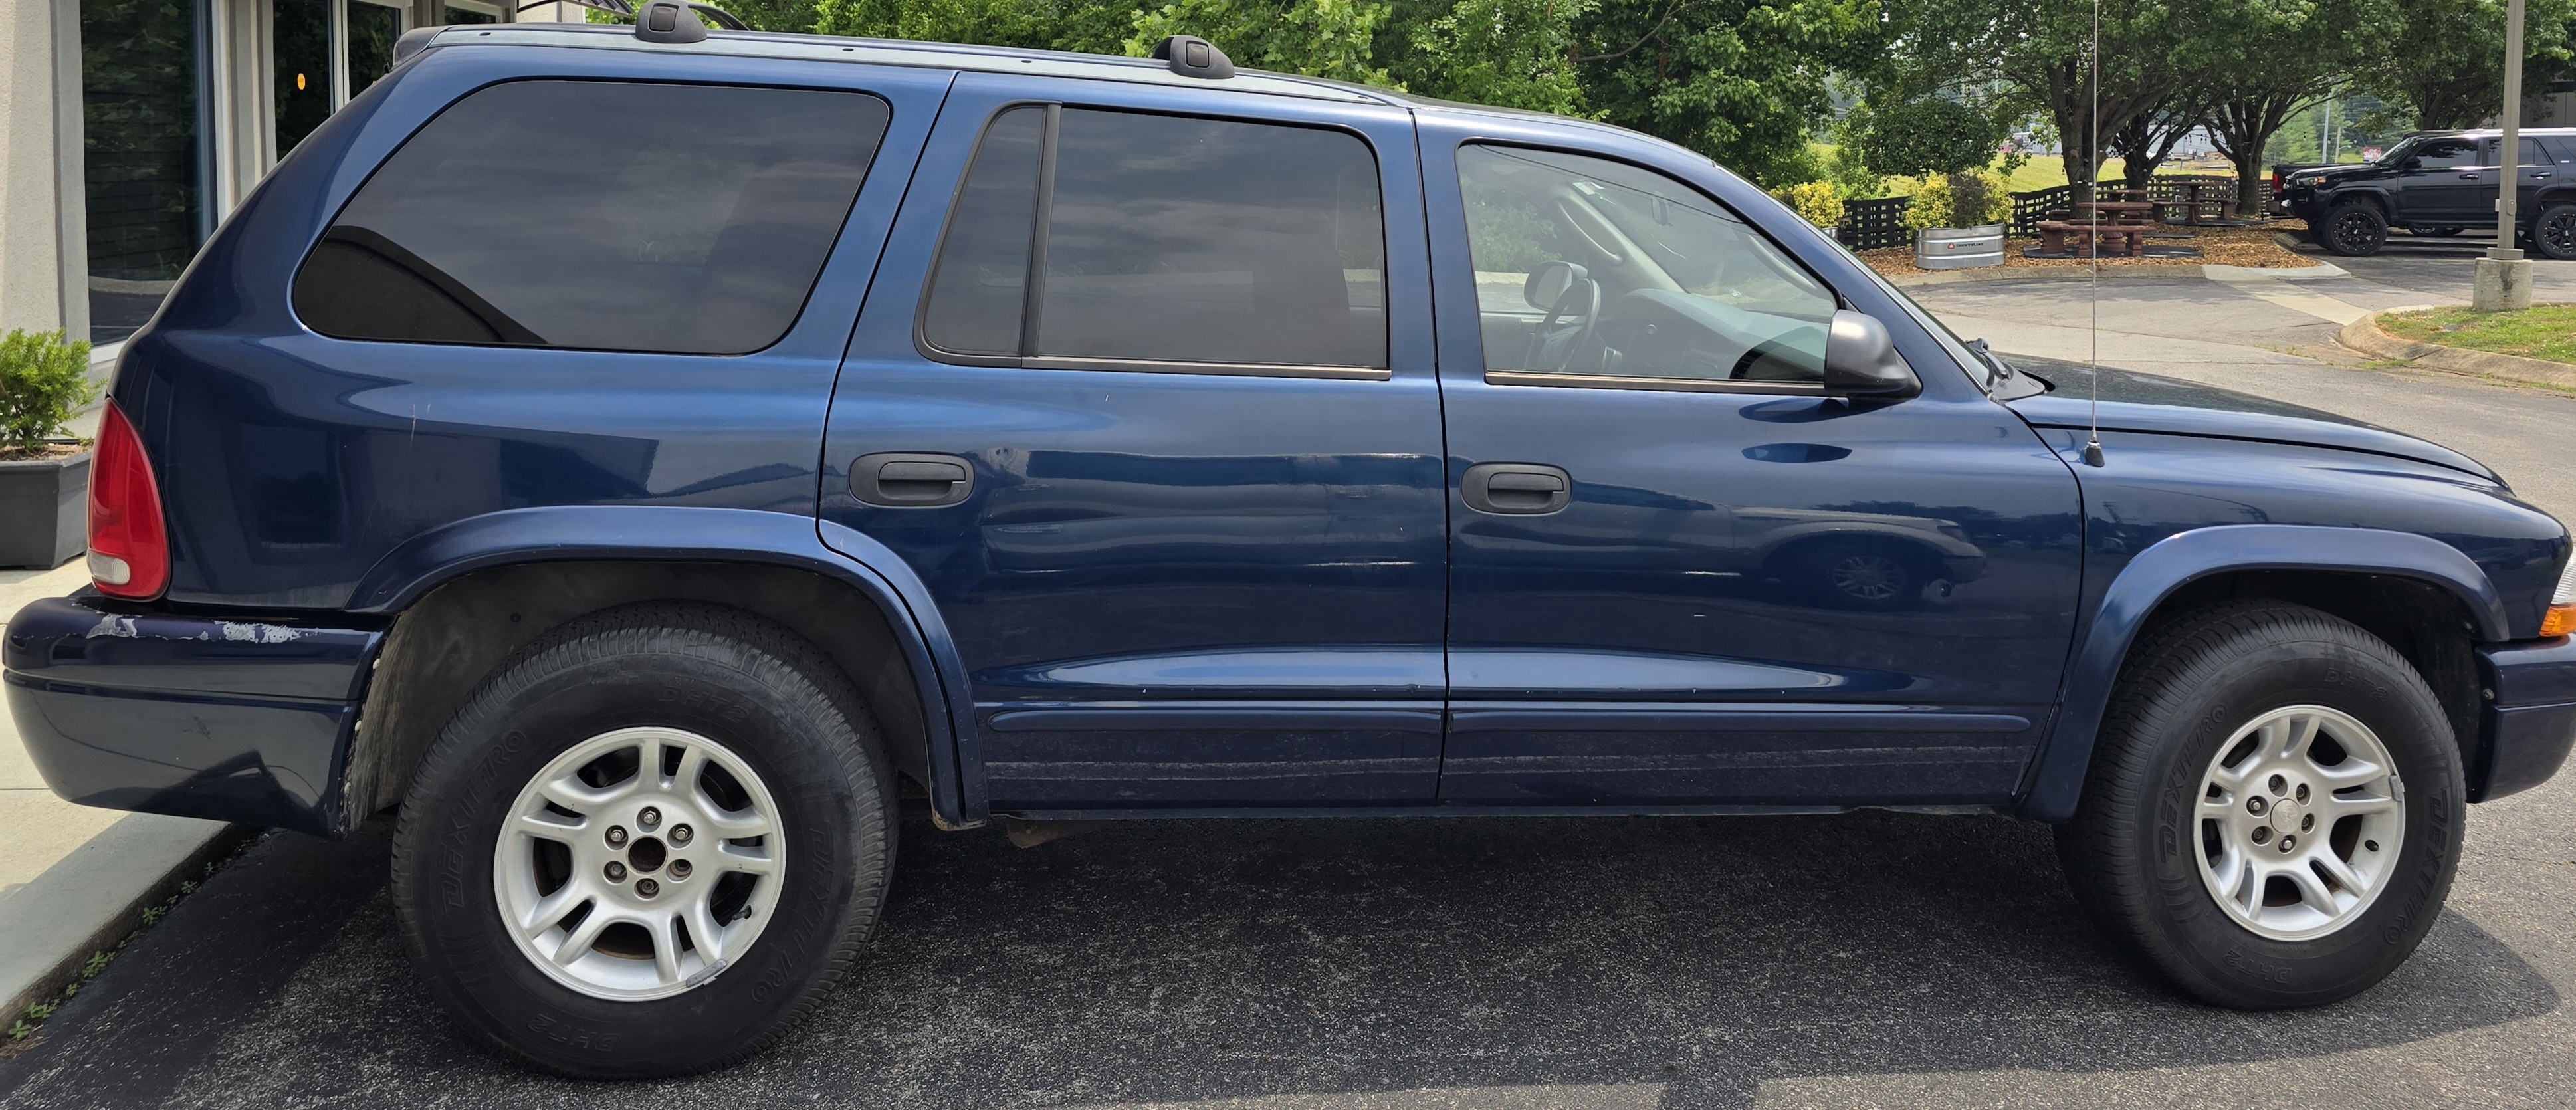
[1769,181,1845,229]
[1901,170,2010,233]
[1,328,96,456]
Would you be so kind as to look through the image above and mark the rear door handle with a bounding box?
[851,452,974,507]
[2462,172,2486,179]
[1461,462,1572,515]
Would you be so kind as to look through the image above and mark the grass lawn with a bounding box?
[2383,304,2576,365]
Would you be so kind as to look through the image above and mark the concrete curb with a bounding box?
[2,823,257,1026]
[2204,261,2351,282]
[2337,309,2576,391]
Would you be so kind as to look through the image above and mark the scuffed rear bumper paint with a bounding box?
[3,594,383,836]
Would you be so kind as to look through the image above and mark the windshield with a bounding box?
[2372,137,2420,165]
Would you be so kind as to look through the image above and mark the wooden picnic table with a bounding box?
[2175,179,2236,225]
[2072,200,2157,225]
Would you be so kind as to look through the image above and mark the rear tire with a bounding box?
[2319,201,2387,256]
[2531,203,2576,260]
[391,602,895,1078]
[2056,601,2463,1008]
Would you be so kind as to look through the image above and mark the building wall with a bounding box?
[0,0,70,334]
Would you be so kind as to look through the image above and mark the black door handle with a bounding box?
[1461,462,1571,514]
[2460,172,2485,179]
[851,452,974,507]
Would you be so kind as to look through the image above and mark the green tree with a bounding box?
[2199,0,2391,212]
[1384,0,1589,114]
[2351,0,2576,130]
[1857,95,2006,179]
[1570,0,1891,187]
[1886,0,2212,200]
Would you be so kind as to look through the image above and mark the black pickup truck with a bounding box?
[2278,128,2576,257]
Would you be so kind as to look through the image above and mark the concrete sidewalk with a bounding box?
[1,562,231,1028]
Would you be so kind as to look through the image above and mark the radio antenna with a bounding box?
[2082,0,2106,467]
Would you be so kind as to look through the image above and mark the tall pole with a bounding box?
[2498,0,2527,247]
[2476,0,2533,310]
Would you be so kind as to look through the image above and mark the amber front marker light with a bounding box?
[2548,559,2576,638]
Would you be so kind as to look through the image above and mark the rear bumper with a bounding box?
[2475,637,2576,802]
[3,594,383,837]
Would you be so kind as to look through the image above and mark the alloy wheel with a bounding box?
[2330,211,2379,255]
[2193,705,2405,941]
[493,726,786,1000]
[2543,211,2576,258]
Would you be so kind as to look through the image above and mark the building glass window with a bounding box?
[348,1,405,94]
[441,5,498,23]
[274,0,334,156]
[81,0,209,343]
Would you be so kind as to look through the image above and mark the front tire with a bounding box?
[2056,602,2463,1008]
[2320,201,2388,256]
[391,602,895,1078]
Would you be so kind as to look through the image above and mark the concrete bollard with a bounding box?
[2473,253,2533,312]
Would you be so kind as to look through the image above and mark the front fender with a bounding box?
[2016,524,2508,823]
[348,505,982,828]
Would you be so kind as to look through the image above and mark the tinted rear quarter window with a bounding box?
[921,106,1386,370]
[294,80,889,354]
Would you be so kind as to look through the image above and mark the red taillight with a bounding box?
[87,402,169,600]
[2271,172,2286,195]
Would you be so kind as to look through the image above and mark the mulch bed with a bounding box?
[1860,220,2313,279]
[0,443,88,463]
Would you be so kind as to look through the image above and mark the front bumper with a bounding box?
[2474,637,2576,802]
[3,594,383,836]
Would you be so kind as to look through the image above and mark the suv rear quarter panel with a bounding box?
[118,45,950,608]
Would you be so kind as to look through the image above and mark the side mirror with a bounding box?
[2400,157,2423,170]
[1523,260,1588,314]
[1822,310,1921,398]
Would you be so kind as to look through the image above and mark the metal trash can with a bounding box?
[1915,223,2006,270]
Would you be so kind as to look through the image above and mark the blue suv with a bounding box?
[8,12,2575,1077]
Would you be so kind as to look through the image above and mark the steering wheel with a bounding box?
[1523,260,1602,374]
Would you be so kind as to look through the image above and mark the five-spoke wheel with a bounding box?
[2191,705,2404,941]
[497,726,786,1000]
[2058,601,2463,1008]
[392,603,893,1079]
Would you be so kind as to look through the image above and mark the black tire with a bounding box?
[2532,203,2576,261]
[2056,601,2464,1009]
[391,602,895,1078]
[2320,201,2388,256]
[2407,225,2466,237]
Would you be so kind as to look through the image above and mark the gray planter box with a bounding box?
[0,448,92,570]
[1915,223,2006,270]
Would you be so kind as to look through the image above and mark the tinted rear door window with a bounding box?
[294,80,888,354]
[920,106,1386,370]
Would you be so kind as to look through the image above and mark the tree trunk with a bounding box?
[2230,147,2264,219]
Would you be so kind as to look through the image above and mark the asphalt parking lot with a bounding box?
[4,249,2574,1109]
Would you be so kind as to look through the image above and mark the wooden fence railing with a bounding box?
[1838,175,2240,247]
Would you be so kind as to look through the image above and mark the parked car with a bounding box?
[9,12,2576,1079]
[2279,128,2576,255]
